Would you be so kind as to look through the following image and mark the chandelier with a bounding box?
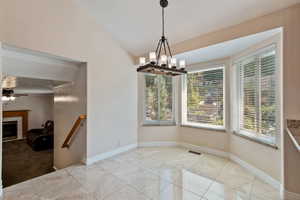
[137,0,187,76]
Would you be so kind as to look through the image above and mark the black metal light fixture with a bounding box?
[137,0,187,76]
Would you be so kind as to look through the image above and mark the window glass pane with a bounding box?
[159,75,173,121]
[186,68,224,126]
[238,47,277,143]
[260,51,276,138]
[144,74,173,122]
[145,75,158,121]
[241,58,258,132]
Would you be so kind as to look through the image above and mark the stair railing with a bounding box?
[62,114,87,148]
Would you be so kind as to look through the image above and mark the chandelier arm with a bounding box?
[157,40,163,63]
[155,39,162,55]
[165,39,173,57]
[162,40,168,56]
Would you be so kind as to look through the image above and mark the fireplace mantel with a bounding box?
[3,110,30,137]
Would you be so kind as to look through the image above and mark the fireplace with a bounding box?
[3,121,18,141]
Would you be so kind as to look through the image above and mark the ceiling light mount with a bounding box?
[160,0,168,8]
[137,0,187,76]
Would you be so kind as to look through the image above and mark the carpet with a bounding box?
[2,139,54,187]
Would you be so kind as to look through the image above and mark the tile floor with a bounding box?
[2,147,281,200]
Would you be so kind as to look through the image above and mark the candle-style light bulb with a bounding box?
[139,57,146,66]
[160,55,167,66]
[179,60,186,69]
[171,58,177,68]
[149,52,157,63]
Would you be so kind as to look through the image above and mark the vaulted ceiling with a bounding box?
[77,0,300,56]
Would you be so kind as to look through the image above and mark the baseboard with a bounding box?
[53,166,58,171]
[85,143,137,165]
[180,142,230,158]
[283,190,300,200]
[138,141,179,147]
[229,154,281,190]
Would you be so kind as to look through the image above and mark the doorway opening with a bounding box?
[1,44,87,188]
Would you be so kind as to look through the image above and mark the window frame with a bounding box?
[142,73,176,126]
[234,44,280,147]
[181,64,226,131]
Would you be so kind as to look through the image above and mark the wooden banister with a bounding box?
[62,114,87,148]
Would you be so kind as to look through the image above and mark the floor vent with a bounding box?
[188,150,201,155]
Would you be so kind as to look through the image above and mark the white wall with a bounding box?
[3,95,54,130]
[0,0,137,169]
[54,65,87,169]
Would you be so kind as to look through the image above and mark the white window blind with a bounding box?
[237,47,277,143]
[184,67,224,128]
[144,74,174,123]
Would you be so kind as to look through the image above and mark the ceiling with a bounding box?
[175,28,282,65]
[2,76,67,95]
[76,0,300,56]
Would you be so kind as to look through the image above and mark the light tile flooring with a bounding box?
[2,147,281,200]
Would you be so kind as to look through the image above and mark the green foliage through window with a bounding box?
[186,68,224,126]
[145,74,173,122]
[238,48,277,141]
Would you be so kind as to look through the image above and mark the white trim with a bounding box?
[138,141,179,147]
[181,122,225,131]
[53,166,58,171]
[282,190,300,200]
[180,142,230,158]
[232,37,282,148]
[229,153,281,190]
[181,64,226,129]
[3,117,23,140]
[84,143,138,165]
[142,74,176,125]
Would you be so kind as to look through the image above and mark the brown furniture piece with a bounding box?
[27,120,54,151]
[3,110,30,138]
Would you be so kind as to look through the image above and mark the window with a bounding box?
[236,46,278,145]
[182,66,225,129]
[144,74,175,125]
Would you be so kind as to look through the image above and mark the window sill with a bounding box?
[232,131,278,150]
[142,122,177,127]
[181,124,226,132]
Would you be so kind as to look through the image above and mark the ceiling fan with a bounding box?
[2,76,27,102]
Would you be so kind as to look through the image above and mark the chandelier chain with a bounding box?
[162,8,165,37]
